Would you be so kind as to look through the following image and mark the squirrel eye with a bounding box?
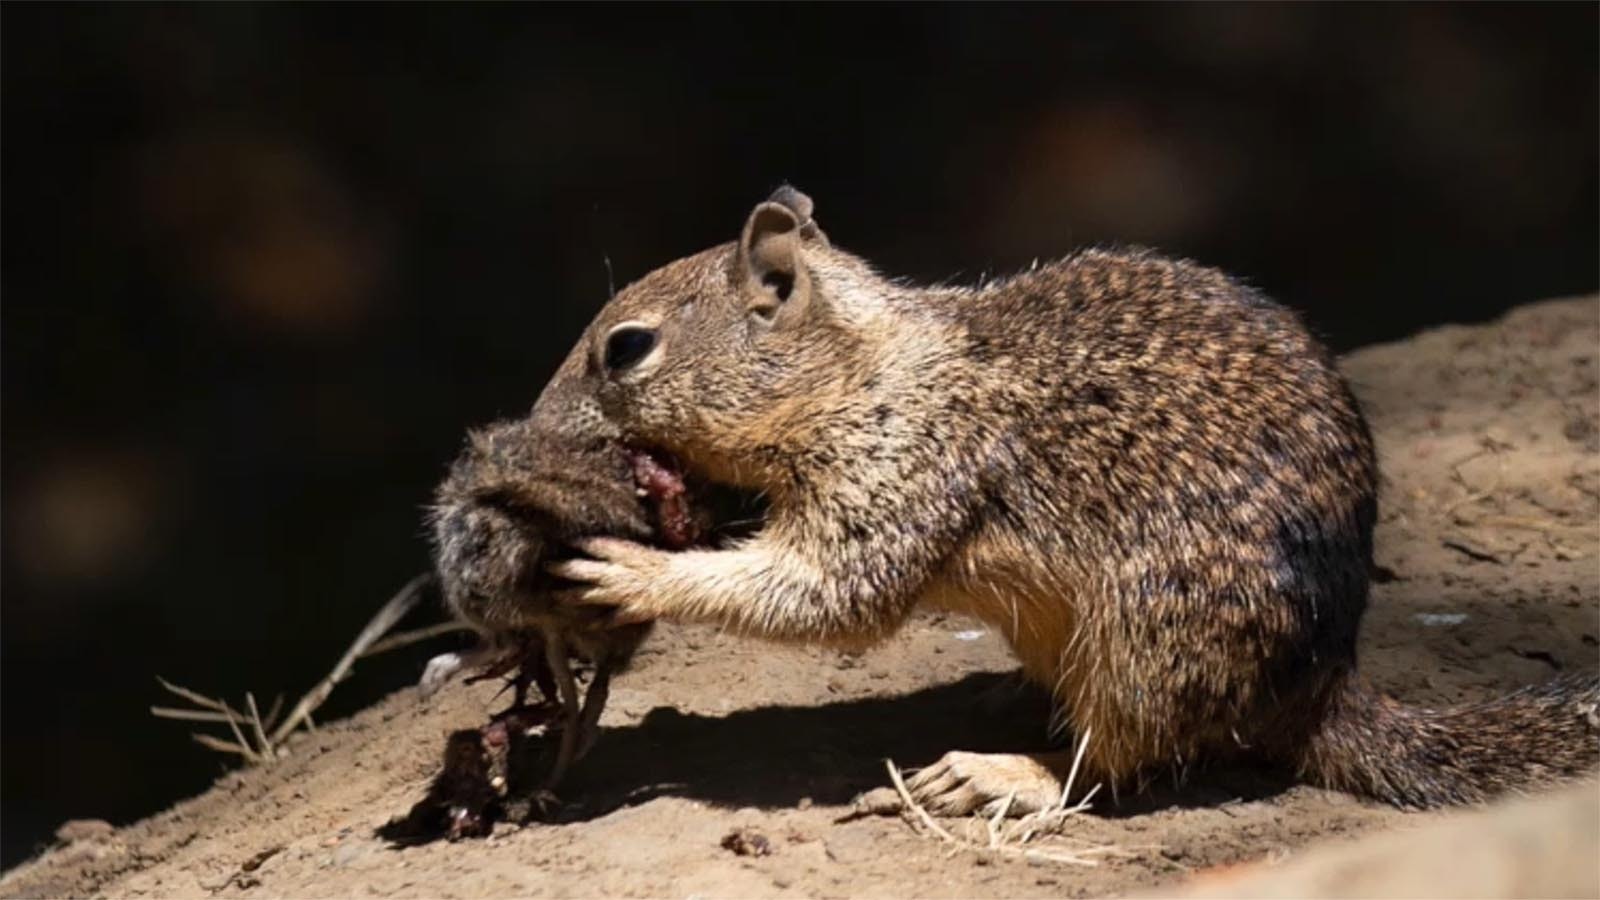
[603,325,658,372]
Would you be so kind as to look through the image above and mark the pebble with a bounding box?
[822,828,877,865]
[332,842,364,868]
[55,819,114,843]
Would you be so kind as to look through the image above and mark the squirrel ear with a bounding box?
[738,194,816,323]
[766,184,829,246]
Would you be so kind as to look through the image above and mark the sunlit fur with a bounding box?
[540,188,1600,808]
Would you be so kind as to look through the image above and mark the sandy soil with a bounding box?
[4,296,1597,899]
[1158,778,1598,899]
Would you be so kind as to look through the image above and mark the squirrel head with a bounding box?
[538,186,887,490]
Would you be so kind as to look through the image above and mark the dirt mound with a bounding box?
[1159,778,1598,899]
[4,297,1596,899]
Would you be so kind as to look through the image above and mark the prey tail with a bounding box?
[1297,671,1600,808]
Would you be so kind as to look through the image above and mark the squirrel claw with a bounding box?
[545,557,615,588]
[547,539,668,622]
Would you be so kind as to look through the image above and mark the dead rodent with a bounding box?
[426,413,713,807]
[533,185,1599,816]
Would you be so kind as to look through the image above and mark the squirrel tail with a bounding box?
[1296,670,1600,808]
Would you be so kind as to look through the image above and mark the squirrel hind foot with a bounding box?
[902,749,1079,818]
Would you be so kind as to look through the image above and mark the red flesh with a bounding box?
[628,450,698,548]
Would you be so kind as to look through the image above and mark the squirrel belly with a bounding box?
[544,185,1600,809]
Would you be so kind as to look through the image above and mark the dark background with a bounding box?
[3,3,1596,868]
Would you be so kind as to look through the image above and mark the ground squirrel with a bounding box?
[532,186,1599,815]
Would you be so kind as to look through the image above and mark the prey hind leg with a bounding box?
[573,661,614,762]
[541,630,583,792]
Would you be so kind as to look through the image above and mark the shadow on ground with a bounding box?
[381,670,1296,845]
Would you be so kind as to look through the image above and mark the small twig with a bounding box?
[1442,452,1504,519]
[883,747,1118,867]
[1058,726,1093,808]
[245,692,271,759]
[262,693,284,733]
[1011,784,1101,845]
[191,734,257,758]
[884,759,961,845]
[359,621,473,659]
[150,706,239,724]
[985,792,1015,848]
[154,573,439,765]
[153,680,267,762]
[1442,539,1502,564]
[156,677,234,713]
[1454,513,1593,536]
[269,573,435,746]
[221,704,256,761]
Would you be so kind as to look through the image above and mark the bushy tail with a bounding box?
[1299,671,1600,808]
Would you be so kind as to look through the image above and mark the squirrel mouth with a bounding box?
[625,448,699,549]
[624,446,766,551]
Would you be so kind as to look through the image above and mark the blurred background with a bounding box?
[2,3,1596,867]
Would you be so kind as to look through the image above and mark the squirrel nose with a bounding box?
[603,324,659,373]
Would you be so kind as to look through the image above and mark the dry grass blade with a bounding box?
[883,729,1128,868]
[149,706,238,724]
[153,679,269,761]
[245,692,271,758]
[191,734,259,758]
[1442,446,1505,518]
[156,677,235,713]
[262,693,285,732]
[268,572,435,746]
[884,759,961,845]
[1059,725,1092,807]
[1012,729,1099,844]
[359,621,473,659]
[986,792,1016,849]
[153,572,443,766]
[221,703,256,760]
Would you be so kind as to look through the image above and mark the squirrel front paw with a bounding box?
[547,537,669,624]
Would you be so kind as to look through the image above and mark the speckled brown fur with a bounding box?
[428,410,658,803]
[430,415,651,640]
[541,187,1599,812]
